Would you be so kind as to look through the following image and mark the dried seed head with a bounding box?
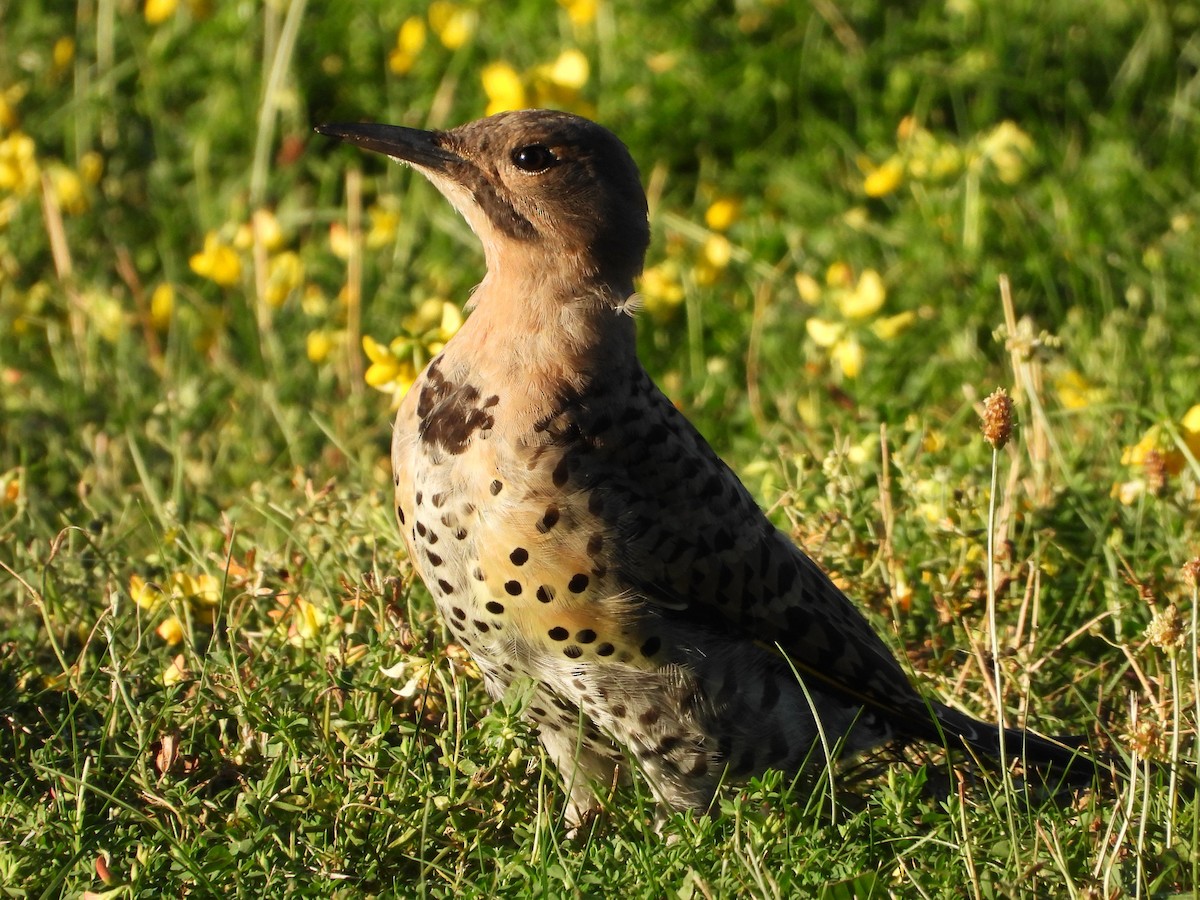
[1127,717,1163,759]
[1182,557,1200,590]
[981,387,1014,450]
[1145,602,1185,651]
[1142,449,1168,496]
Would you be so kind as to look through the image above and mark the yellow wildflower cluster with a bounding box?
[363,298,464,405]
[268,593,329,647]
[861,116,1035,198]
[799,263,914,379]
[305,197,405,366]
[131,571,221,654]
[328,198,401,257]
[1054,368,1108,410]
[0,119,100,220]
[388,2,476,75]
[482,49,592,117]
[1112,405,1200,505]
[637,198,741,321]
[189,209,304,308]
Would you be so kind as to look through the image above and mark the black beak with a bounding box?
[315,122,463,172]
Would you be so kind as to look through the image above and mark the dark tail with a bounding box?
[918,702,1108,783]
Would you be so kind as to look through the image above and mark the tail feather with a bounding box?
[916,702,1107,782]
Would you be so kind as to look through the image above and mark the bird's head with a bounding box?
[317,110,650,295]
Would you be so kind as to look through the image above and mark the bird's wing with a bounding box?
[582,379,928,723]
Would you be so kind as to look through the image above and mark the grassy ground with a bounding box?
[2,0,1199,896]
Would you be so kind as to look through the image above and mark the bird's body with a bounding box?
[317,110,1090,825]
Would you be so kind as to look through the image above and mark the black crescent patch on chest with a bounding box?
[417,358,499,455]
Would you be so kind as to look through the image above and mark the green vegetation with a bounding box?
[2,0,1198,896]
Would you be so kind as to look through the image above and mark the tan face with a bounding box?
[319,110,651,285]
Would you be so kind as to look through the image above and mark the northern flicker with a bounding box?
[316,110,1093,827]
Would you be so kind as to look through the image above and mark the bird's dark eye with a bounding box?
[511,144,557,173]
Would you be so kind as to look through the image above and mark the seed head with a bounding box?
[1182,557,1200,590]
[1127,717,1163,759]
[1145,602,1185,652]
[981,387,1014,450]
[1142,449,1168,496]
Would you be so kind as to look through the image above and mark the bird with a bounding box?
[315,109,1096,829]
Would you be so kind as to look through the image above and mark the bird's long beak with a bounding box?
[315,122,463,172]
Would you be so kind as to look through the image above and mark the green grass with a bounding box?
[3,0,1199,896]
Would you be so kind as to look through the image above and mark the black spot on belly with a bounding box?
[538,505,560,532]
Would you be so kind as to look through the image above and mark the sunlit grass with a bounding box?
[2,1,1199,895]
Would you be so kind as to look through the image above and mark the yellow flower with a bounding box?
[85,290,124,343]
[52,37,75,73]
[389,16,426,75]
[825,261,853,289]
[402,298,463,356]
[0,468,21,507]
[1054,369,1105,411]
[0,131,39,196]
[1111,479,1145,506]
[366,201,400,248]
[307,329,335,364]
[530,50,594,113]
[162,654,188,686]
[804,265,906,379]
[0,86,22,130]
[482,62,526,115]
[187,573,221,607]
[263,250,303,308]
[837,268,886,319]
[150,283,174,331]
[158,571,220,624]
[558,0,598,26]
[79,151,104,185]
[328,221,352,260]
[144,0,178,25]
[47,164,87,215]
[638,262,685,320]
[130,574,165,612]
[548,49,589,91]
[795,272,822,305]
[249,209,285,252]
[702,234,732,269]
[805,317,844,348]
[290,596,326,643]
[189,232,241,287]
[156,615,185,645]
[977,120,1034,184]
[363,335,418,400]
[831,336,864,379]
[1117,405,1200,501]
[1182,404,1200,433]
[704,197,741,231]
[870,310,915,340]
[863,156,903,197]
[428,1,475,50]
